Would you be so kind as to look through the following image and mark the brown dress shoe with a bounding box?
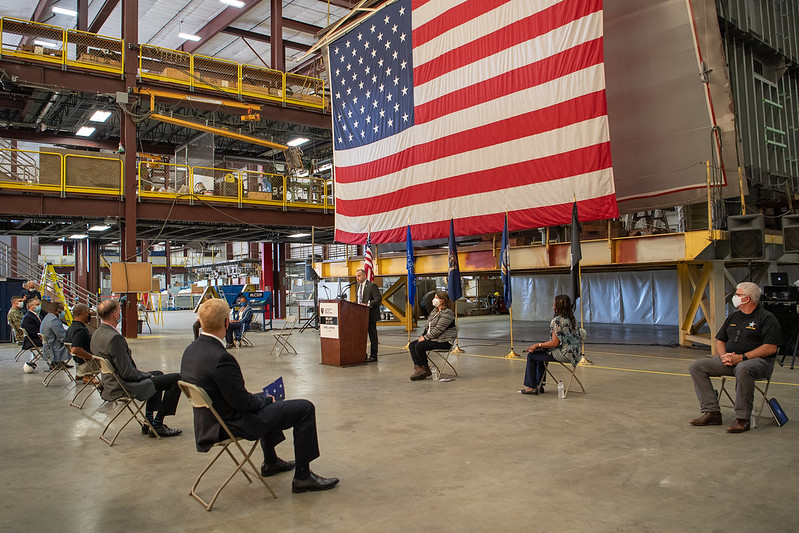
[410,367,426,381]
[690,412,722,426]
[726,418,750,433]
[422,366,432,378]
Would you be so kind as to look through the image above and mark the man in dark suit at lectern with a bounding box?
[355,268,381,362]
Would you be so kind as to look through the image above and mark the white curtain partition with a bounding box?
[511,270,679,325]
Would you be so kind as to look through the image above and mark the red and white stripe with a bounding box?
[363,234,375,281]
[334,0,618,244]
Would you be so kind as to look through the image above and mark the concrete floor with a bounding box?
[1,312,798,532]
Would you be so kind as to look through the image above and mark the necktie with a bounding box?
[358,283,363,303]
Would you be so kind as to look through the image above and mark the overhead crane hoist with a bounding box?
[133,88,288,151]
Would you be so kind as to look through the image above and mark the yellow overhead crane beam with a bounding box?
[135,88,260,112]
[148,113,289,151]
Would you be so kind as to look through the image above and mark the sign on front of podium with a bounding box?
[319,302,339,339]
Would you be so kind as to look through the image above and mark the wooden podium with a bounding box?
[319,299,369,366]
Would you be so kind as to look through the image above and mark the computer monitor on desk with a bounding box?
[771,272,789,286]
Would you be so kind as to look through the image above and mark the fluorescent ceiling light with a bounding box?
[288,233,311,238]
[88,225,111,232]
[52,6,77,16]
[220,0,246,7]
[179,32,201,42]
[89,110,111,122]
[287,137,309,147]
[76,126,95,137]
[317,163,332,172]
[33,40,59,49]
[69,234,88,239]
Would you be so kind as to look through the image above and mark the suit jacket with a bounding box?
[40,313,70,362]
[358,280,381,318]
[180,334,282,452]
[90,323,155,402]
[21,310,42,349]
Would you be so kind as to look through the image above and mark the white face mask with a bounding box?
[17,301,24,308]
[432,297,441,308]
[732,295,745,308]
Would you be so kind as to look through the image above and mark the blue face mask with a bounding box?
[34,305,42,314]
[58,310,66,320]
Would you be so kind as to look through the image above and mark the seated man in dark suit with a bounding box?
[21,298,43,351]
[65,303,101,383]
[91,299,183,438]
[181,298,339,493]
[225,295,253,348]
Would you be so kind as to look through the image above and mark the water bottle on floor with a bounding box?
[557,380,565,399]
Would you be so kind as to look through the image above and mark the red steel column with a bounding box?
[121,0,138,338]
[270,0,284,72]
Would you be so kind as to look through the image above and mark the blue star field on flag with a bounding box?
[330,0,414,150]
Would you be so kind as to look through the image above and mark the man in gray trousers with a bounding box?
[688,282,781,433]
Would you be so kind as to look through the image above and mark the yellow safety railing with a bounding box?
[0,18,325,111]
[65,28,124,75]
[0,147,335,211]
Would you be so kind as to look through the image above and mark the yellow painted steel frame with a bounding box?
[136,88,260,111]
[375,276,416,329]
[148,113,288,150]
[0,18,65,67]
[137,161,191,200]
[63,154,124,196]
[192,166,242,205]
[138,44,192,88]
[284,73,326,110]
[0,148,63,193]
[64,29,124,75]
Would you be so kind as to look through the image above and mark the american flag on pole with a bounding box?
[363,230,375,281]
[330,0,618,244]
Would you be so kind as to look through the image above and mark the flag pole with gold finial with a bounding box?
[502,211,519,358]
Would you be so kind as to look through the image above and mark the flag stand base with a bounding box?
[505,350,520,359]
[451,342,465,354]
[578,356,593,366]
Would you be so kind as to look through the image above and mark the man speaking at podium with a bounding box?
[355,268,381,363]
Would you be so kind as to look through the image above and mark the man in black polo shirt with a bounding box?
[689,282,781,433]
[65,303,101,383]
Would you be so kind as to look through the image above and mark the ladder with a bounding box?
[0,240,99,314]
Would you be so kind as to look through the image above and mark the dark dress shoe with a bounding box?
[520,389,538,395]
[365,356,378,363]
[148,424,183,438]
[292,472,340,493]
[726,418,750,433]
[225,343,235,349]
[261,458,296,477]
[690,412,722,426]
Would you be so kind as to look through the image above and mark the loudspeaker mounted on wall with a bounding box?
[782,214,799,253]
[728,214,765,260]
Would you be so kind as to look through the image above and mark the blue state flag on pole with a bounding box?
[447,218,462,302]
[406,225,416,307]
[500,214,511,308]
[571,200,582,308]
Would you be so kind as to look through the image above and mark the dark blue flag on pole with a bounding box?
[571,200,582,308]
[406,225,416,307]
[447,219,462,302]
[500,214,511,308]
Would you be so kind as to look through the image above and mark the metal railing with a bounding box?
[0,240,99,309]
[0,145,334,211]
[0,17,326,111]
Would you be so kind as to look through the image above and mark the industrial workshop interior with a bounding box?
[1,0,798,531]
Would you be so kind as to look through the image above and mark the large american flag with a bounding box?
[330,0,618,244]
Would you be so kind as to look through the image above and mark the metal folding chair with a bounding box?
[269,316,298,356]
[238,328,254,348]
[429,341,459,379]
[66,342,102,409]
[718,374,772,428]
[178,381,276,511]
[39,333,75,387]
[18,330,44,363]
[93,355,160,446]
[542,328,587,398]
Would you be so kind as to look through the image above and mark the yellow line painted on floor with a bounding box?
[383,344,799,386]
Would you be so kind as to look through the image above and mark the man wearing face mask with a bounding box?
[688,282,781,433]
[92,299,182,437]
[7,296,25,344]
[40,302,73,369]
[21,298,44,351]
